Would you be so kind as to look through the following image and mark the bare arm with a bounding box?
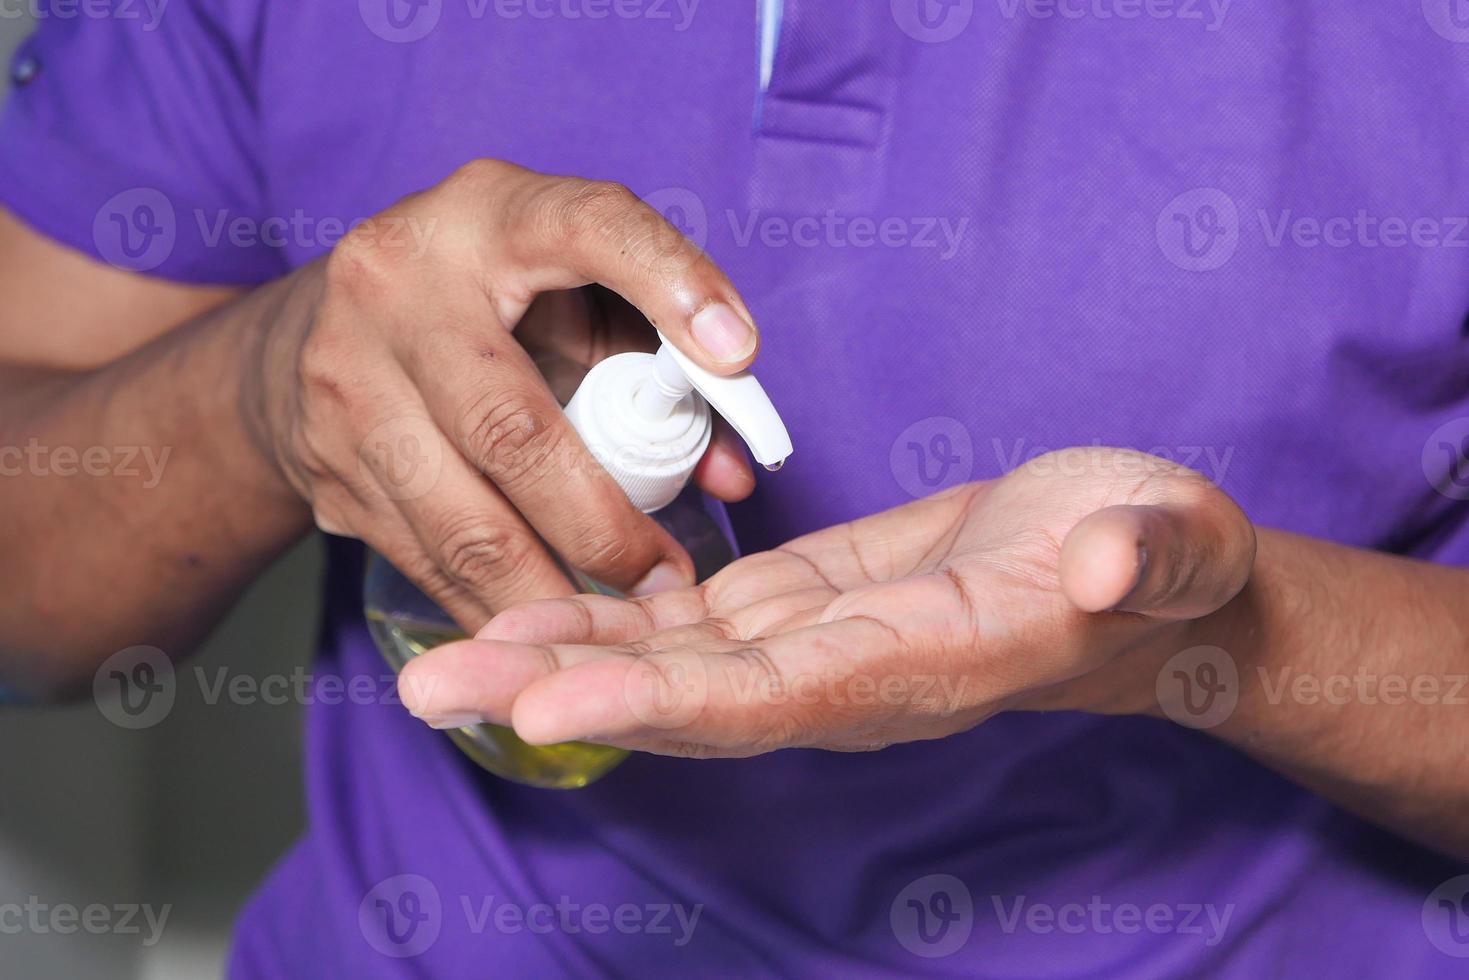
[0,208,309,695]
[1200,530,1469,858]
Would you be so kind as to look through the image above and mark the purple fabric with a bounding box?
[5,3,1469,976]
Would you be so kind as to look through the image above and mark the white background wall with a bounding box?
[0,13,316,978]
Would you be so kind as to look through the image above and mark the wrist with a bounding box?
[236,264,322,511]
[1139,528,1286,731]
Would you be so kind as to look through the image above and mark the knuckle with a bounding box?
[436,516,533,590]
[296,330,348,396]
[731,644,787,700]
[534,645,564,677]
[460,393,560,482]
[575,179,640,216]
[278,378,353,490]
[445,157,515,194]
[561,523,636,577]
[555,180,643,241]
[291,423,343,480]
[324,226,399,298]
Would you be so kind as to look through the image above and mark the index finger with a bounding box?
[491,164,761,374]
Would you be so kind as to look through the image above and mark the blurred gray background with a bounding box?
[0,13,317,978]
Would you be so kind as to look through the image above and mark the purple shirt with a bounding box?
[5,3,1469,976]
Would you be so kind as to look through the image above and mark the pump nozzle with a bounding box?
[563,333,793,513]
[653,333,793,469]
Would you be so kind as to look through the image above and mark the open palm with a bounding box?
[400,448,1255,757]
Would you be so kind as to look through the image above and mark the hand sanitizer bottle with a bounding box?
[364,335,793,789]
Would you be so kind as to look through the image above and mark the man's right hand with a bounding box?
[249,160,762,630]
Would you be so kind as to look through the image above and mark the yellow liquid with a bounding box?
[365,611,628,789]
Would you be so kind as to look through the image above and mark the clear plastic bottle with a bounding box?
[364,339,792,789]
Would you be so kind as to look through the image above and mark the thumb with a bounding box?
[1057,492,1256,620]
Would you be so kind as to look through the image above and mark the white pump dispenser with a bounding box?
[363,331,791,789]
[563,332,793,512]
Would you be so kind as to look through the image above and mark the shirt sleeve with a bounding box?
[0,4,285,284]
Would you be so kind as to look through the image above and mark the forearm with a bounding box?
[0,272,315,696]
[1196,529,1469,858]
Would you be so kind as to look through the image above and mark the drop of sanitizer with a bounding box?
[764,460,784,472]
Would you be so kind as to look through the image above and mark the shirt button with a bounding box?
[11,56,40,88]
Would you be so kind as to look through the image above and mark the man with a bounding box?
[2,3,1467,976]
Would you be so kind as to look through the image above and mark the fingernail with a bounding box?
[632,561,688,597]
[691,303,756,364]
[419,711,484,731]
